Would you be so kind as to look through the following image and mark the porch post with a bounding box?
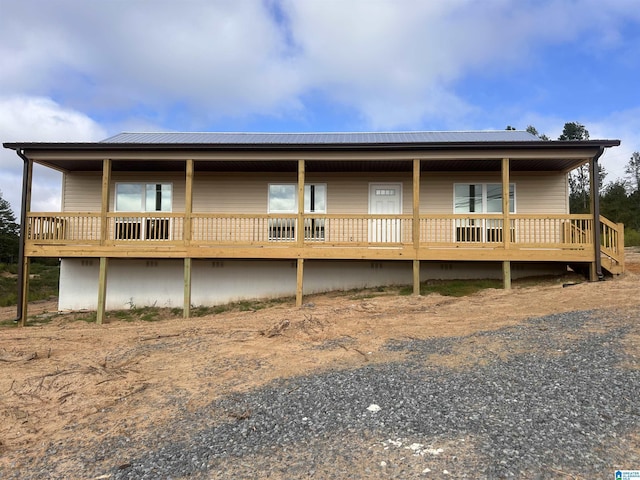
[589,151,603,280]
[96,257,108,324]
[502,158,511,289]
[184,159,193,246]
[18,156,33,326]
[296,258,304,307]
[184,159,194,318]
[296,160,305,306]
[413,159,421,295]
[297,160,305,248]
[97,159,111,325]
[100,159,111,245]
[184,258,192,318]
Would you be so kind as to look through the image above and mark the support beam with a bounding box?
[100,159,111,245]
[589,151,604,281]
[184,257,192,318]
[502,158,511,250]
[17,155,33,326]
[296,258,304,307]
[96,257,108,325]
[20,257,30,327]
[412,160,421,296]
[502,261,511,290]
[297,160,305,248]
[413,159,421,249]
[183,160,194,318]
[184,159,194,245]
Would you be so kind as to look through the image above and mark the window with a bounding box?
[268,184,326,240]
[454,183,514,214]
[454,183,515,242]
[114,183,172,240]
[116,183,172,212]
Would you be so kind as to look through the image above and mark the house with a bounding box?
[4,131,624,325]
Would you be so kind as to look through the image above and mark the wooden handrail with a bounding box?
[25,212,606,250]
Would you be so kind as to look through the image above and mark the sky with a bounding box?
[1,0,640,216]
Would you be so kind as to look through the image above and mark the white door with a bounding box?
[369,183,402,242]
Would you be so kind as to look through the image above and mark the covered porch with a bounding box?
[7,134,623,324]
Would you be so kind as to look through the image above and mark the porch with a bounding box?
[25,211,623,266]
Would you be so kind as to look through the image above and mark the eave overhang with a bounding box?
[3,139,621,174]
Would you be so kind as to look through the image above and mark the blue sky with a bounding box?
[1,0,639,215]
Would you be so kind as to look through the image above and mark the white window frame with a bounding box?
[453,183,515,214]
[268,183,327,241]
[267,183,327,213]
[114,182,173,240]
[453,183,516,242]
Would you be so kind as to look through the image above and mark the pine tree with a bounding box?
[0,190,19,263]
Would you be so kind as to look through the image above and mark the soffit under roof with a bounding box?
[32,157,588,173]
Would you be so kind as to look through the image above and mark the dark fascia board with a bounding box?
[3,139,621,152]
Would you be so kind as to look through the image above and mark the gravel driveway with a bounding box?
[12,308,640,479]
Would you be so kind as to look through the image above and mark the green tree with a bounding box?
[558,122,590,141]
[600,180,633,227]
[0,190,19,263]
[559,122,599,213]
[525,125,550,140]
[625,151,640,195]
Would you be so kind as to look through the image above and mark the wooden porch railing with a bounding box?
[599,215,625,265]
[25,212,598,250]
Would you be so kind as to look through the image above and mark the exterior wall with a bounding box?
[62,172,187,212]
[421,172,567,214]
[62,172,102,212]
[62,170,568,215]
[58,258,566,311]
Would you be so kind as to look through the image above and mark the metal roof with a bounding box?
[100,130,541,145]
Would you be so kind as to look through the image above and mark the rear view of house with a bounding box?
[4,130,623,324]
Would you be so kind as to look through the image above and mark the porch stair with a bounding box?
[601,255,624,275]
[599,215,625,276]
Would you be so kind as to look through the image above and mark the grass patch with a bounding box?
[65,296,297,324]
[0,261,60,307]
[625,228,640,247]
[398,279,503,297]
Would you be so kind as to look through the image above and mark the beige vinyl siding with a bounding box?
[62,172,187,212]
[192,172,413,214]
[62,172,102,212]
[193,173,290,213]
[513,173,567,214]
[62,170,567,215]
[420,172,567,214]
[310,173,413,215]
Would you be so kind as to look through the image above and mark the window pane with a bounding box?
[454,184,482,213]
[269,184,296,212]
[486,184,515,213]
[486,184,502,213]
[145,184,172,212]
[304,184,326,213]
[115,184,142,211]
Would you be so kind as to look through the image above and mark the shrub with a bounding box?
[625,228,640,247]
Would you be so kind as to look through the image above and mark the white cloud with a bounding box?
[0,0,638,219]
[588,108,640,184]
[0,95,106,215]
[0,1,304,122]
[3,0,638,130]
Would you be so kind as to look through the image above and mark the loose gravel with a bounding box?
[7,308,640,479]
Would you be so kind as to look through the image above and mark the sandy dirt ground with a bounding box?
[1,250,639,475]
